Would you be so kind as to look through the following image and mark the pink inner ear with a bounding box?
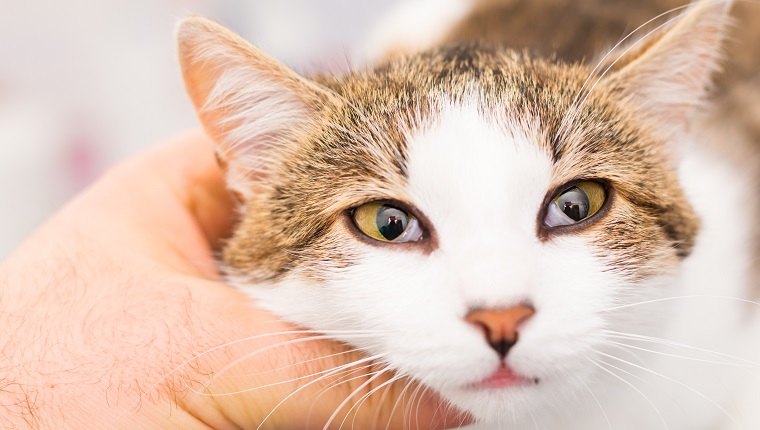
[177,17,320,199]
[206,77,313,197]
[608,1,730,126]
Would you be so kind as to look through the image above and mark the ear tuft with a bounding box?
[177,17,329,200]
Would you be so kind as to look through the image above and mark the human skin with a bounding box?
[0,130,467,429]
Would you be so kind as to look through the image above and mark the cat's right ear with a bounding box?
[177,17,332,200]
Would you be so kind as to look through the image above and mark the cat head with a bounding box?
[177,0,728,423]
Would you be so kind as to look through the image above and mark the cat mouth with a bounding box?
[467,364,537,390]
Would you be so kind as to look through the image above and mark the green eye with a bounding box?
[352,202,423,243]
[544,181,606,227]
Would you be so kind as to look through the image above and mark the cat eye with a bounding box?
[352,201,424,243]
[543,181,606,228]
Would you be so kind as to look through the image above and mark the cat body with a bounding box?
[177,0,760,428]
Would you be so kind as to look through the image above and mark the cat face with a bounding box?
[177,1,727,424]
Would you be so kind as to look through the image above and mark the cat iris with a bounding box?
[543,181,606,227]
[352,201,424,242]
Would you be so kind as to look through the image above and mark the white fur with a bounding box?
[237,99,760,429]
[219,1,760,426]
[400,102,632,423]
[243,101,671,427]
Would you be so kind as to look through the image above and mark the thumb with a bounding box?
[177,300,471,429]
[31,129,238,278]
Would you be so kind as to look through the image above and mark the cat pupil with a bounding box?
[376,206,408,240]
[558,187,590,221]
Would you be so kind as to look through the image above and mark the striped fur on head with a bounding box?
[177,21,711,281]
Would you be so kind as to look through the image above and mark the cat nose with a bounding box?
[465,305,535,359]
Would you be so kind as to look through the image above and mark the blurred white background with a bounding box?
[0,0,401,258]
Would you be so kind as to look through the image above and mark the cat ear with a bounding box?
[177,17,331,200]
[602,0,732,131]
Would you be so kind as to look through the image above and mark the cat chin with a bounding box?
[439,376,585,426]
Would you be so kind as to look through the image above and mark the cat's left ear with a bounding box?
[602,0,732,132]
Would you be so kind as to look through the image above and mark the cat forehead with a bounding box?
[335,47,589,111]
[316,52,632,188]
[404,103,554,245]
[324,47,625,160]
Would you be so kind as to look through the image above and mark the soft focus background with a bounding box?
[0,0,401,258]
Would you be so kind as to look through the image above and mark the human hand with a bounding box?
[0,130,467,429]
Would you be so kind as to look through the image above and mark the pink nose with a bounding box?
[465,305,535,358]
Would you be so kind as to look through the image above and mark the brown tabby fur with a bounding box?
[219,48,699,283]
[180,0,757,287]
[446,0,760,290]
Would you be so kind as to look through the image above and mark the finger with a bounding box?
[19,129,237,278]
[142,129,237,249]
[178,286,472,429]
[108,128,237,252]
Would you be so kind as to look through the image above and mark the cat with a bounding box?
[176,0,760,428]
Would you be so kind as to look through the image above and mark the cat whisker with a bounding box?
[603,330,760,368]
[195,357,380,399]
[589,357,670,429]
[248,347,364,378]
[427,390,453,430]
[401,380,418,430]
[557,11,681,138]
[559,0,735,143]
[526,406,542,430]
[347,374,403,430]
[342,369,403,430]
[305,363,386,425]
[217,345,362,384]
[308,362,383,407]
[403,380,425,430]
[597,351,743,428]
[579,378,612,430]
[323,366,390,430]
[603,339,650,366]
[384,377,415,430]
[533,401,550,430]
[370,369,406,430]
[321,368,387,430]
[186,351,371,398]
[190,333,385,397]
[557,3,696,139]
[255,353,387,430]
[413,384,432,430]
[605,339,760,369]
[601,294,760,312]
[118,329,383,420]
